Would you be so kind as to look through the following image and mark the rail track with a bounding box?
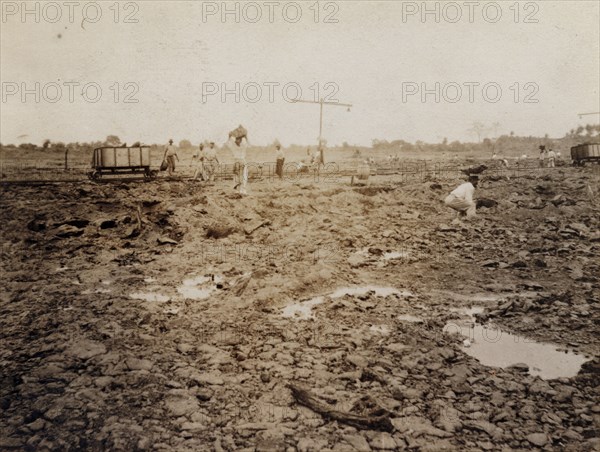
[0,161,562,186]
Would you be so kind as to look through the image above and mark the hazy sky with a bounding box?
[1,1,599,146]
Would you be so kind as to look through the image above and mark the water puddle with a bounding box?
[178,286,215,300]
[383,251,410,261]
[282,296,325,320]
[397,314,423,323]
[353,248,410,263]
[177,275,223,300]
[369,325,390,335]
[283,286,413,320]
[444,307,589,379]
[130,292,170,303]
[331,286,412,299]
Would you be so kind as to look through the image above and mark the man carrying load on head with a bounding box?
[227,125,249,194]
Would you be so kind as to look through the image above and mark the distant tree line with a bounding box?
[1,125,598,155]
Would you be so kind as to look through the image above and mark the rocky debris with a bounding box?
[0,167,598,450]
[66,340,107,359]
[480,289,599,347]
[476,198,498,209]
[157,236,178,245]
[27,218,46,232]
[289,384,393,432]
[54,224,84,238]
[461,164,488,176]
[526,432,548,447]
[205,224,236,239]
[164,393,201,417]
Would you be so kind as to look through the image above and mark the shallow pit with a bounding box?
[383,251,410,261]
[397,314,423,323]
[177,275,223,300]
[282,286,413,320]
[130,292,170,303]
[444,307,590,379]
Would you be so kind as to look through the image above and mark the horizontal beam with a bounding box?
[291,99,353,108]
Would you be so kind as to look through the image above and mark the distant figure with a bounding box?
[203,142,219,182]
[275,144,285,180]
[192,143,205,181]
[445,175,479,219]
[492,153,498,159]
[163,139,179,177]
[547,149,556,168]
[318,146,325,167]
[539,145,547,168]
[227,136,248,194]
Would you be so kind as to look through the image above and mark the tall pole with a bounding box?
[291,98,353,150]
[319,99,324,148]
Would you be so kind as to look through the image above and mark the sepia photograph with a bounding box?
[1,1,599,450]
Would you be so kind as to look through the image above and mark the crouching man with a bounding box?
[445,175,478,219]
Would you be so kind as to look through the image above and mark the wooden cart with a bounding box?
[89,146,157,180]
[571,143,600,166]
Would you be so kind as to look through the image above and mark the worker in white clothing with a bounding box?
[547,149,556,168]
[445,175,479,219]
[227,136,249,194]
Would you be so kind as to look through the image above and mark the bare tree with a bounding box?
[468,122,487,143]
[491,122,501,137]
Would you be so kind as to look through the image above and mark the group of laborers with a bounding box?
[162,139,220,181]
[164,133,482,216]
[538,145,558,168]
[192,142,219,182]
[444,144,564,221]
[161,126,294,195]
[161,130,554,219]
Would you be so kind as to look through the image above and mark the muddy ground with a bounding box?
[1,165,599,451]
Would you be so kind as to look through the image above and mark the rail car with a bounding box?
[89,146,157,180]
[571,143,600,166]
